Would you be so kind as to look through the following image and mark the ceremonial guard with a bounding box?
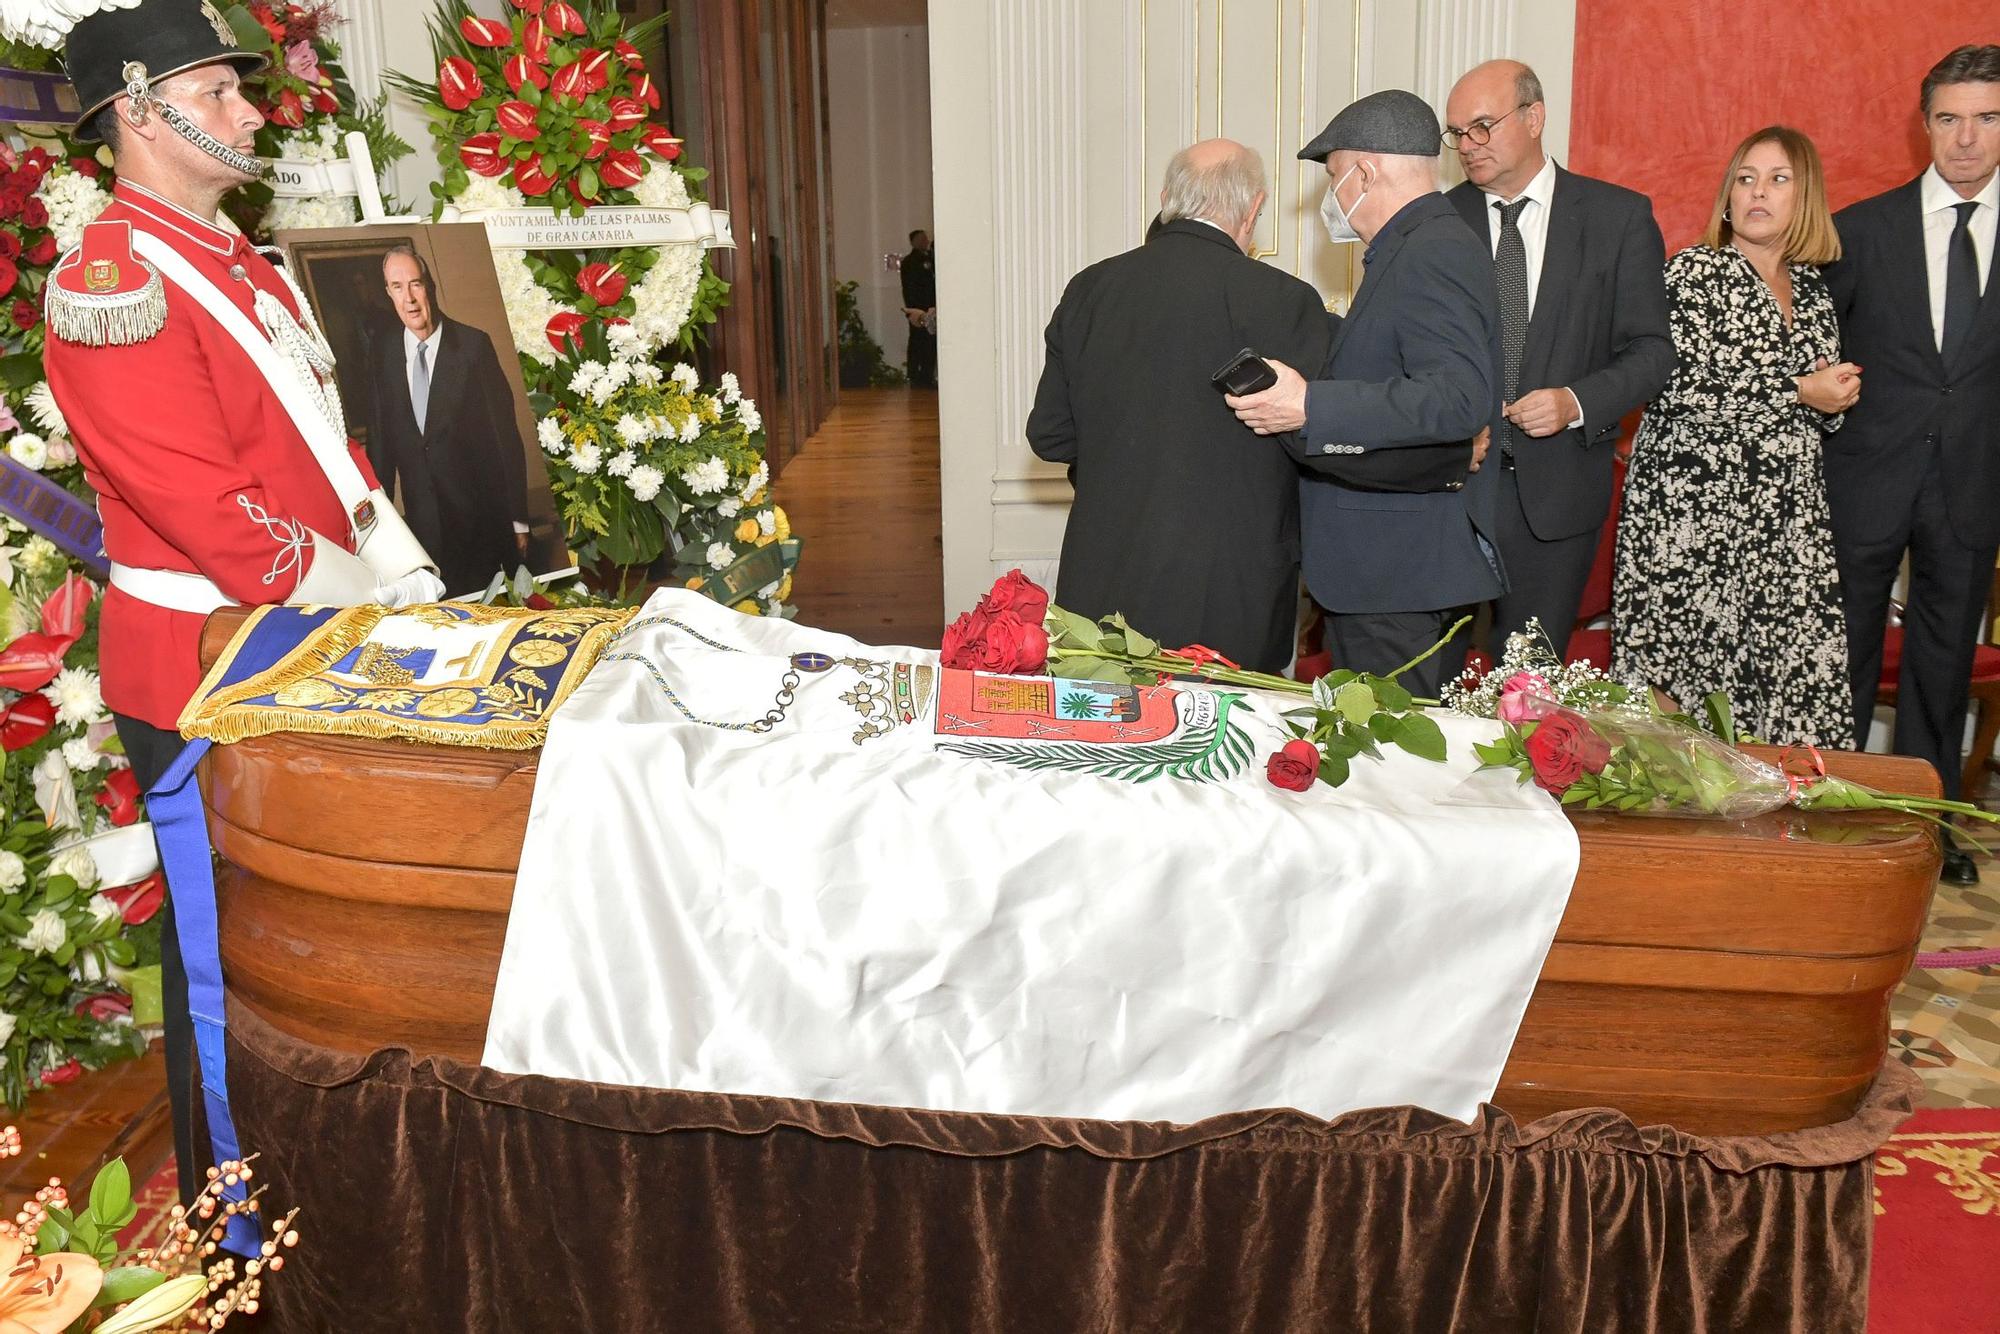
[34,0,443,1201]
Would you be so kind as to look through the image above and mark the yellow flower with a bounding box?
[734,518,759,543]
[775,574,793,601]
[773,506,791,541]
[743,487,767,507]
[733,599,759,615]
[684,576,705,591]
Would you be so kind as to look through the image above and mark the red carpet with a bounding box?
[1869,1108,2000,1332]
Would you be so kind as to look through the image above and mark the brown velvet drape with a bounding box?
[225,1004,1914,1332]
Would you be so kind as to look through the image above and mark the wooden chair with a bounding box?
[1875,563,2000,798]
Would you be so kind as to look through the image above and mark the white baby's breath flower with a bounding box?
[35,165,114,252]
[705,542,734,571]
[47,845,97,890]
[19,909,65,955]
[627,465,664,503]
[43,667,106,728]
[61,738,100,772]
[569,443,603,475]
[6,433,47,470]
[537,417,565,454]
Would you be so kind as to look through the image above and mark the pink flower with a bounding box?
[1495,671,1556,725]
[283,40,321,84]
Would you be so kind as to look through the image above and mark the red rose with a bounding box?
[459,15,512,46]
[1523,710,1610,794]
[497,99,541,140]
[24,234,55,266]
[520,17,550,62]
[641,125,683,160]
[0,231,18,260]
[0,256,17,296]
[439,57,483,110]
[0,188,24,220]
[545,311,587,353]
[549,60,588,103]
[576,48,610,91]
[38,1059,82,1088]
[574,118,610,161]
[95,766,142,826]
[599,149,644,190]
[513,154,557,197]
[22,148,50,173]
[67,156,100,179]
[0,693,54,751]
[614,39,645,70]
[13,297,39,331]
[503,53,548,93]
[104,871,164,926]
[268,87,306,128]
[941,608,1047,674]
[459,132,508,177]
[76,994,131,1023]
[630,71,660,110]
[19,198,45,231]
[1265,738,1321,793]
[606,96,646,133]
[543,1,586,35]
[975,569,1049,625]
[576,261,627,306]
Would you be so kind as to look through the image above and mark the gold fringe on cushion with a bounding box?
[45,263,168,347]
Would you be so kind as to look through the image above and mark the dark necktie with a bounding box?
[1941,200,1980,370]
[1495,198,1531,456]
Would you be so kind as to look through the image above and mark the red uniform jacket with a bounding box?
[45,181,380,730]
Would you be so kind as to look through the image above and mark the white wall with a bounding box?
[929,0,1577,616]
[827,25,935,359]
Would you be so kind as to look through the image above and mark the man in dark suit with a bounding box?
[901,229,936,388]
[366,244,530,597]
[1027,139,1469,673]
[1444,60,1674,654]
[1228,91,1500,695]
[1825,45,2000,882]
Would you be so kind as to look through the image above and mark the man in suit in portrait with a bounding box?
[366,243,531,597]
[1227,91,1501,695]
[901,228,937,388]
[1027,139,1472,673]
[1825,44,2000,882]
[1444,60,1674,655]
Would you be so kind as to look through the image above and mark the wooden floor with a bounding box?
[775,386,944,649]
[0,1046,172,1204]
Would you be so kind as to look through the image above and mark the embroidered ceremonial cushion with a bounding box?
[178,602,634,749]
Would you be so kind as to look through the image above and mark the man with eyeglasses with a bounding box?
[1443,60,1673,659]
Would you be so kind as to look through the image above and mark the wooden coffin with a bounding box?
[195,615,1938,1137]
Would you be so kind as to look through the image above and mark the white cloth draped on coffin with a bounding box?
[481,591,1581,1125]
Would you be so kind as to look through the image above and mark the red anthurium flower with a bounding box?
[630,71,660,110]
[606,96,646,133]
[268,88,306,128]
[509,0,542,11]
[249,3,285,41]
[459,132,509,177]
[576,119,610,160]
[104,871,164,926]
[576,262,627,306]
[599,149,645,190]
[513,154,557,197]
[549,60,588,103]
[0,694,54,752]
[544,0,586,35]
[0,632,67,691]
[614,39,644,70]
[41,573,94,645]
[641,125,682,160]
[96,767,142,827]
[76,994,131,1023]
[314,88,339,114]
[496,99,541,140]
[38,1059,82,1088]
[565,177,595,206]
[520,16,549,61]
[459,14,512,46]
[503,53,549,92]
[576,48,610,91]
[545,311,587,353]
[439,56,483,110]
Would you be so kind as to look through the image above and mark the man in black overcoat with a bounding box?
[1027,139,1470,673]
[366,244,530,597]
[1824,45,2000,882]
[901,229,936,388]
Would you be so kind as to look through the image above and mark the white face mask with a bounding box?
[1319,163,1367,244]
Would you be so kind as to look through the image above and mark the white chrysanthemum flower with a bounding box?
[0,851,23,892]
[25,382,67,438]
[48,845,97,890]
[569,361,606,396]
[35,166,114,252]
[738,401,763,433]
[678,417,703,444]
[88,893,121,927]
[681,456,729,495]
[614,415,647,446]
[627,465,664,503]
[601,360,633,393]
[705,542,734,571]
[453,174,528,213]
[764,602,786,617]
[6,433,47,470]
[569,443,603,475]
[719,371,742,404]
[632,362,663,387]
[670,363,699,391]
[756,580,780,599]
[19,909,65,955]
[758,509,776,536]
[537,417,565,454]
[43,666,105,728]
[740,461,769,500]
[606,449,636,477]
[264,193,361,233]
[61,738,100,772]
[716,497,741,519]
[20,537,62,579]
[607,321,645,360]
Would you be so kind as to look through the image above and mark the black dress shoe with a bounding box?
[1941,847,1980,885]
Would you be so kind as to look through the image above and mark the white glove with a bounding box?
[373,569,446,608]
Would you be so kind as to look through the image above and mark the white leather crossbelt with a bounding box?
[109,563,238,616]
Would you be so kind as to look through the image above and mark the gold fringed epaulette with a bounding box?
[45,219,167,347]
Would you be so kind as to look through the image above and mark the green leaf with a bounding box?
[1333,681,1376,726]
[1392,712,1447,763]
[1125,627,1160,658]
[1367,676,1413,713]
[1048,607,1102,651]
[88,1158,131,1227]
[95,1266,167,1310]
[1317,750,1351,788]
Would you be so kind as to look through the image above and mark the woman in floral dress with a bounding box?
[1613,127,1862,747]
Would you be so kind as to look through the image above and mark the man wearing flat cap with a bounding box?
[19,0,444,1205]
[1229,89,1504,694]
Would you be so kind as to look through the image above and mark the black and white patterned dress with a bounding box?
[1612,244,1855,748]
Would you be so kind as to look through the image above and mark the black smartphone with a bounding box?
[1211,348,1278,396]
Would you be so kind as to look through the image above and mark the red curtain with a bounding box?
[1569,3,1996,253]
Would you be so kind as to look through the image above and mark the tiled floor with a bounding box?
[1889,840,2000,1110]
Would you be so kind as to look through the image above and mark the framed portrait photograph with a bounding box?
[275,223,572,598]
